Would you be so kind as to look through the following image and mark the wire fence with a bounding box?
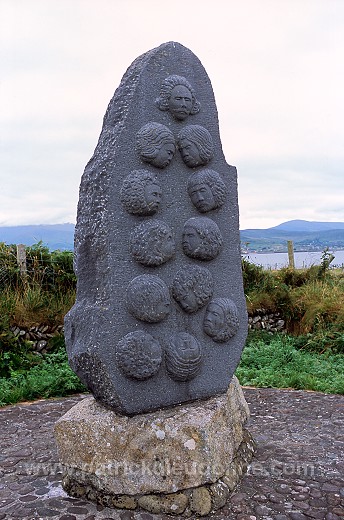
[0,267,12,290]
[0,243,76,292]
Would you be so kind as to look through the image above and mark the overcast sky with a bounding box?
[1,0,343,230]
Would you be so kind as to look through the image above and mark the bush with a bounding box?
[0,243,20,290]
[0,241,76,293]
[0,242,76,328]
[292,331,344,355]
[277,267,312,288]
[242,255,344,344]
[242,258,274,293]
[288,279,344,336]
[0,340,86,406]
[25,242,76,292]
[0,327,41,378]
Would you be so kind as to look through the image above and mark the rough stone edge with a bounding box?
[61,428,256,516]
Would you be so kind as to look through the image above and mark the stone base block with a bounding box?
[55,376,255,515]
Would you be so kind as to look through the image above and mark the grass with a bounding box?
[0,286,75,328]
[0,332,343,407]
[236,332,344,394]
[0,343,86,406]
[0,245,343,405]
[289,279,344,335]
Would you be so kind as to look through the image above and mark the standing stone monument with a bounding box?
[55,42,255,515]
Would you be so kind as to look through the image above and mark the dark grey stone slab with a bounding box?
[65,41,247,415]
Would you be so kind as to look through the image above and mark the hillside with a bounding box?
[0,224,74,251]
[270,220,344,232]
[241,220,344,252]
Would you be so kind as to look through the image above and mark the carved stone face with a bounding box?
[144,183,162,212]
[172,265,214,315]
[150,141,175,168]
[189,182,215,212]
[182,217,223,261]
[203,299,239,342]
[136,122,175,169]
[130,220,175,267]
[182,225,201,255]
[176,287,198,313]
[203,302,225,336]
[178,138,202,167]
[187,169,227,214]
[168,85,193,120]
[121,170,162,216]
[160,230,175,258]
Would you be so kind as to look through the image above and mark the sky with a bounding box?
[1,0,343,230]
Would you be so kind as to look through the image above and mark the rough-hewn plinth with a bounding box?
[55,377,255,515]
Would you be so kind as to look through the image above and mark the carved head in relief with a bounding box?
[182,217,223,261]
[136,122,176,169]
[187,169,227,213]
[126,274,171,323]
[156,75,200,121]
[177,125,213,168]
[120,170,162,216]
[116,331,162,380]
[172,265,214,314]
[203,298,239,343]
[165,332,202,382]
[130,220,175,267]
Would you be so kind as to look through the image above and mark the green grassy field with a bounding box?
[0,243,343,405]
[0,332,343,407]
[237,332,344,394]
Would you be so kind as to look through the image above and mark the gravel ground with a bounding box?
[0,387,343,519]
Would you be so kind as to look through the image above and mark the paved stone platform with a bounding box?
[0,388,343,519]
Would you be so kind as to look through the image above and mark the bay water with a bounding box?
[242,250,344,270]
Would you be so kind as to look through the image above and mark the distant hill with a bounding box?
[241,220,344,252]
[270,220,344,232]
[1,220,344,253]
[0,224,74,251]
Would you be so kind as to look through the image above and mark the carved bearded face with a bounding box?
[182,225,201,255]
[168,85,193,120]
[144,182,162,212]
[189,182,215,212]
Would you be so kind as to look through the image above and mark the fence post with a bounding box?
[287,240,295,269]
[17,244,27,283]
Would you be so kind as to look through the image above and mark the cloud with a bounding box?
[1,0,343,229]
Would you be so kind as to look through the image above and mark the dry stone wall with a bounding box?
[247,310,286,332]
[10,324,64,353]
[10,311,286,356]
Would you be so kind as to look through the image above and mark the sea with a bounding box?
[242,250,344,270]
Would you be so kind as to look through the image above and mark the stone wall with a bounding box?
[10,324,64,354]
[248,309,285,332]
[10,312,286,356]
